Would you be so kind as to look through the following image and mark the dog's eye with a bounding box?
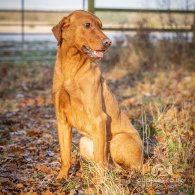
[84,23,92,29]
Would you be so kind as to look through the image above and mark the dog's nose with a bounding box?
[102,38,112,48]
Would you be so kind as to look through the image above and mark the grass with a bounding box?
[81,161,129,195]
[100,32,194,194]
[0,32,194,194]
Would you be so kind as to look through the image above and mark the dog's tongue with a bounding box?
[94,51,104,58]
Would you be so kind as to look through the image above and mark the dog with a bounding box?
[52,10,143,179]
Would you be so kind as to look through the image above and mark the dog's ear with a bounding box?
[52,17,70,46]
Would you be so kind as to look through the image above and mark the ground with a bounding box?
[0,40,194,194]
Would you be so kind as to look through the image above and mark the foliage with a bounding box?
[0,37,194,194]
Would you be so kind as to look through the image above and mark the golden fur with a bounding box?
[52,10,143,179]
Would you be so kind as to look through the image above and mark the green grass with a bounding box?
[63,179,81,193]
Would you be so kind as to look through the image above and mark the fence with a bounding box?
[88,0,195,33]
[88,0,195,51]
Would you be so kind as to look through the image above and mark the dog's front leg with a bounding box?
[93,113,107,166]
[53,89,72,179]
[54,116,72,179]
[57,118,72,179]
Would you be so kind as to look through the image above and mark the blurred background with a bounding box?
[0,1,195,194]
[0,0,195,62]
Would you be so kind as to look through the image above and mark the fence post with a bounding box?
[193,9,195,55]
[21,0,24,45]
[88,0,95,13]
[82,0,85,10]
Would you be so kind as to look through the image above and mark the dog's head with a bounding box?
[52,10,112,60]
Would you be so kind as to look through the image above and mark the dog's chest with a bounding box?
[62,67,102,136]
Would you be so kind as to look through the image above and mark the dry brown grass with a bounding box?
[0,34,194,194]
[96,32,194,194]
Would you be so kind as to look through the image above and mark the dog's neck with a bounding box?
[56,42,95,79]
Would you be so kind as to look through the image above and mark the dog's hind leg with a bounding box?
[110,133,143,170]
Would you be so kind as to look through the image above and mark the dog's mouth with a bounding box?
[82,45,105,59]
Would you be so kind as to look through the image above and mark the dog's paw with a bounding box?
[56,167,69,180]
